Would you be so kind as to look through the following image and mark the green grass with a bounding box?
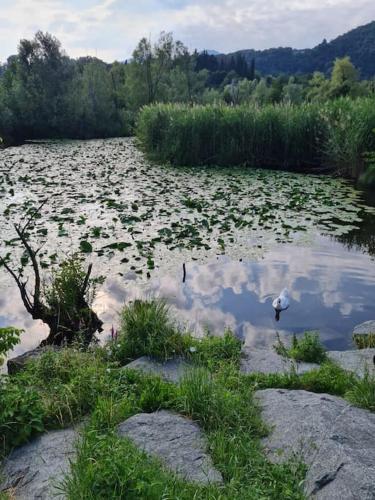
[136,98,375,178]
[62,365,306,499]
[353,333,375,349]
[2,302,375,498]
[109,299,192,363]
[274,332,327,364]
[346,368,375,412]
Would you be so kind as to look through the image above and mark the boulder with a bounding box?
[0,428,77,499]
[123,356,192,383]
[327,349,375,378]
[7,346,60,375]
[117,410,222,484]
[353,320,375,348]
[255,389,375,499]
[240,347,319,375]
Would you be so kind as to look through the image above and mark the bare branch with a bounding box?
[14,223,41,306]
[0,256,33,313]
[81,263,92,296]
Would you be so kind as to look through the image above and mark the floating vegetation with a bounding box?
[0,138,374,283]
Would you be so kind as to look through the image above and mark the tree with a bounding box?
[131,32,178,105]
[283,77,304,104]
[0,206,103,346]
[329,57,363,98]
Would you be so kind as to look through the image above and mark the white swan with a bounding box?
[272,288,290,311]
[272,289,290,321]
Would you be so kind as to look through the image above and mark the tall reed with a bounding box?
[137,98,375,177]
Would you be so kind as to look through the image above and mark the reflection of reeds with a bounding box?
[137,98,375,178]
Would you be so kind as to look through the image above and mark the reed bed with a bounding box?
[137,98,375,177]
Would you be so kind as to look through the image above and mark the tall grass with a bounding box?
[137,98,375,177]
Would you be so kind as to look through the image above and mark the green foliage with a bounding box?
[0,326,22,365]
[137,101,325,169]
[247,361,357,397]
[360,130,375,188]
[44,255,103,344]
[110,299,191,362]
[353,333,375,349]
[63,364,305,499]
[275,332,327,364]
[137,98,375,177]
[0,376,44,457]
[189,330,242,370]
[346,368,375,412]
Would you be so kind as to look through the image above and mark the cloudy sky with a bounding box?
[0,0,375,62]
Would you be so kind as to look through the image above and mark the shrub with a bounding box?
[110,299,191,362]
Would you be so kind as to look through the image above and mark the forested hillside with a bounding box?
[222,21,375,78]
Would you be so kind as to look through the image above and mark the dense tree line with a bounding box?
[1,30,374,146]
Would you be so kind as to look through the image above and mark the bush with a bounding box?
[110,299,191,362]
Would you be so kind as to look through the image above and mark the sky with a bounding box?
[0,0,375,62]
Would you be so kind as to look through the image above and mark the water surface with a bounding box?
[1,138,374,358]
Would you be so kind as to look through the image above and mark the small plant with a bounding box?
[0,327,22,365]
[110,299,190,363]
[188,330,242,370]
[44,255,104,345]
[274,332,327,364]
[345,367,375,412]
[353,333,375,349]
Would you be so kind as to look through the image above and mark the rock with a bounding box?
[240,347,319,375]
[327,349,375,378]
[353,321,375,348]
[117,411,222,484]
[0,428,77,499]
[255,389,375,499]
[7,346,60,375]
[123,356,192,383]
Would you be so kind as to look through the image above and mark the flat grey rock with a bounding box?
[0,428,77,499]
[353,320,375,336]
[123,356,192,383]
[327,349,375,378]
[7,346,60,375]
[240,347,319,375]
[255,389,375,499]
[117,410,222,484]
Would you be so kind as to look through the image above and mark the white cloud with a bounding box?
[0,0,374,62]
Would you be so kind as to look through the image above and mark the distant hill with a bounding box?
[218,21,375,78]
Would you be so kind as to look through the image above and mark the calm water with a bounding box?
[1,138,374,359]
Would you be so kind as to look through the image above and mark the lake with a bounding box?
[1,138,374,359]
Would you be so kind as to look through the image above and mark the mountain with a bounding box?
[219,21,375,78]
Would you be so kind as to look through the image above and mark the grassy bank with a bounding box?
[136,98,375,178]
[1,300,375,498]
